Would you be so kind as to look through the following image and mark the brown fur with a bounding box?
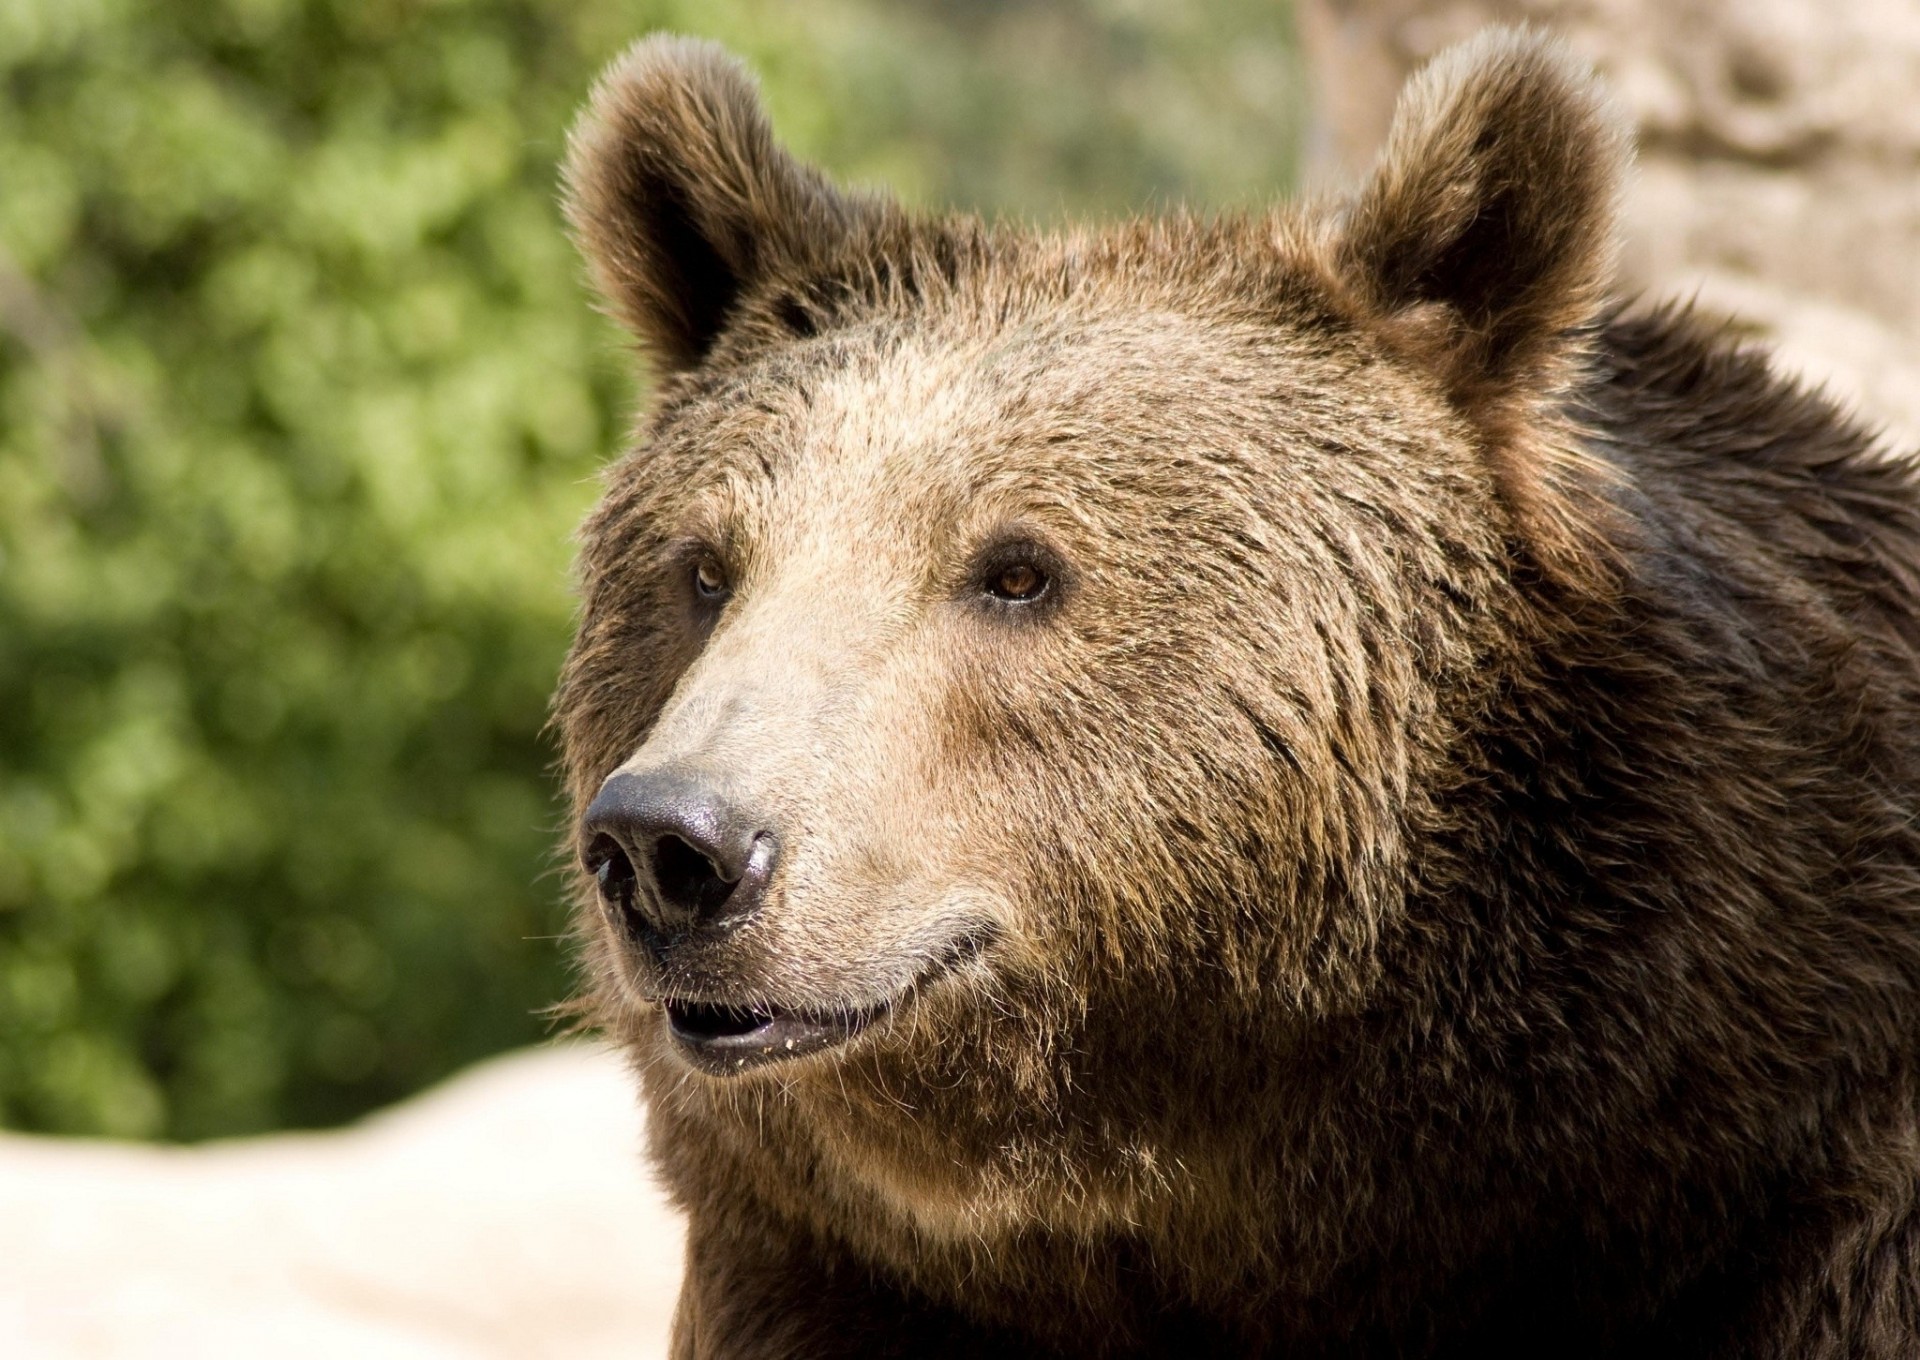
[555,28,1920,1358]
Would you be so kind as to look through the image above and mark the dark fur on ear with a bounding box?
[562,35,879,372]
[1336,28,1632,576]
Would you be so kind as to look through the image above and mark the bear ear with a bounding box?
[562,36,879,372]
[1335,28,1629,419]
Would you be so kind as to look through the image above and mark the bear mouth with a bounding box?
[659,933,989,1076]
[663,997,890,1075]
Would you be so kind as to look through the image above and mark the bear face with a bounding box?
[555,29,1618,1239]
[555,25,1920,1356]
[565,295,1500,1234]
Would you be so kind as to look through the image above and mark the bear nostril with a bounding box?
[586,834,641,932]
[581,770,778,937]
[653,834,738,922]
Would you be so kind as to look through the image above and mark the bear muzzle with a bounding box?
[582,765,1004,1076]
[582,767,900,1075]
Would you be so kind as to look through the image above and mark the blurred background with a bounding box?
[0,0,1304,1143]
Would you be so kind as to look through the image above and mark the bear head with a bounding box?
[555,28,1629,1241]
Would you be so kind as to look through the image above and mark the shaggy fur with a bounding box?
[554,27,1920,1358]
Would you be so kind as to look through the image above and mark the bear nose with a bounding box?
[581,770,777,940]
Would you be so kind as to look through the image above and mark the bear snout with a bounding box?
[581,768,778,948]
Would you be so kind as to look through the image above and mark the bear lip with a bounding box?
[659,930,992,1076]
[663,996,890,1075]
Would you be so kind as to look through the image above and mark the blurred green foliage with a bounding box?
[0,0,1300,1140]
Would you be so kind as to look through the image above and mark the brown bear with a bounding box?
[553,26,1920,1359]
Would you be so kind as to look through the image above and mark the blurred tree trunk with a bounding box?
[1296,0,1920,445]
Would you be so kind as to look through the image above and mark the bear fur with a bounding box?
[554,27,1920,1358]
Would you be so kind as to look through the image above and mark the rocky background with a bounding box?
[1,1044,681,1358]
[1299,0,1920,445]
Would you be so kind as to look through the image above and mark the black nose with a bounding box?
[580,770,777,941]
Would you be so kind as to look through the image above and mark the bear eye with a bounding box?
[969,534,1069,616]
[987,562,1049,603]
[692,552,729,600]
